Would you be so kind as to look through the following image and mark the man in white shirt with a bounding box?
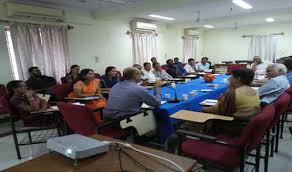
[195,57,210,72]
[141,62,157,82]
[153,62,172,80]
[184,58,196,74]
[250,56,271,75]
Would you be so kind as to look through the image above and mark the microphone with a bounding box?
[167,83,180,103]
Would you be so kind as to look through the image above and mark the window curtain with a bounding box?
[9,22,71,82]
[132,32,158,64]
[183,36,198,63]
[248,34,278,62]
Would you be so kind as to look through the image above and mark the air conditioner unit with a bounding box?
[6,3,65,22]
[130,21,157,31]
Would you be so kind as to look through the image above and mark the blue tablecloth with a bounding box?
[149,75,230,143]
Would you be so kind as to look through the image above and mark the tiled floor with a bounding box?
[0,122,292,171]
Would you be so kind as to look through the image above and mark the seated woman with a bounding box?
[100,66,121,89]
[64,65,80,84]
[7,80,49,126]
[201,69,260,136]
[68,69,106,123]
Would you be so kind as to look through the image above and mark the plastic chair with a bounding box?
[270,92,290,155]
[175,105,275,172]
[57,102,133,139]
[49,83,72,102]
[0,84,7,97]
[61,77,67,84]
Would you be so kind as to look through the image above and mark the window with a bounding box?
[5,26,19,80]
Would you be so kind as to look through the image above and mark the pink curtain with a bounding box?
[132,32,158,64]
[183,36,198,63]
[9,22,71,83]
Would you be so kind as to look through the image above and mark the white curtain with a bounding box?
[183,36,198,63]
[248,34,278,62]
[9,22,71,82]
[132,32,158,64]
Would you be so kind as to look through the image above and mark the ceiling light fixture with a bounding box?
[148,14,174,21]
[232,0,253,9]
[204,25,215,29]
[266,18,275,23]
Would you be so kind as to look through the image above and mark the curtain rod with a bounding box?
[0,19,74,30]
[182,36,199,40]
[242,32,284,38]
[126,30,158,35]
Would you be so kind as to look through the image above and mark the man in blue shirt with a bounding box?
[103,67,162,120]
[258,63,290,106]
[174,57,186,76]
[284,57,292,85]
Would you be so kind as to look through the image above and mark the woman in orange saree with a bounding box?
[68,69,106,123]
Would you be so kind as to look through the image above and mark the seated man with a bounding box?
[258,63,290,107]
[153,62,172,80]
[141,62,157,82]
[151,57,158,64]
[174,57,186,76]
[26,67,56,94]
[184,58,196,74]
[166,59,179,77]
[250,56,271,76]
[284,57,292,85]
[133,64,142,71]
[195,57,210,72]
[103,67,162,120]
[7,80,51,126]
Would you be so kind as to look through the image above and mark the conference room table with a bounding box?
[148,74,229,143]
[3,134,196,172]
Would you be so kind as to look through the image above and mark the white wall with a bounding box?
[202,22,292,64]
[68,20,184,75]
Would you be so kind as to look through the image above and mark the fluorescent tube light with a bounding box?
[204,25,215,28]
[148,14,174,21]
[266,18,275,23]
[232,0,253,9]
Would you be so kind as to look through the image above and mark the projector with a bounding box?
[47,134,111,160]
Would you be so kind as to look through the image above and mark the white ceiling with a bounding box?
[8,0,292,29]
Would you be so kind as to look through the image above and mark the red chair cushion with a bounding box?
[182,135,242,169]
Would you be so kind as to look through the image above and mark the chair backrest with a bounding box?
[94,73,101,79]
[161,65,169,71]
[0,96,9,114]
[57,102,96,136]
[270,92,290,127]
[227,64,247,74]
[61,77,67,84]
[286,87,292,102]
[0,84,7,97]
[239,104,275,152]
[50,84,72,101]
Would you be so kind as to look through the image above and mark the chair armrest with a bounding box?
[176,129,242,149]
[97,109,147,132]
[176,129,216,143]
[96,119,120,133]
[93,107,104,112]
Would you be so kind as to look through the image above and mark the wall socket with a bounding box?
[94,56,99,63]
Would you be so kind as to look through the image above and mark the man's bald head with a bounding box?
[253,56,262,64]
[123,67,141,82]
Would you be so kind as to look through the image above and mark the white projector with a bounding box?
[47,134,111,160]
